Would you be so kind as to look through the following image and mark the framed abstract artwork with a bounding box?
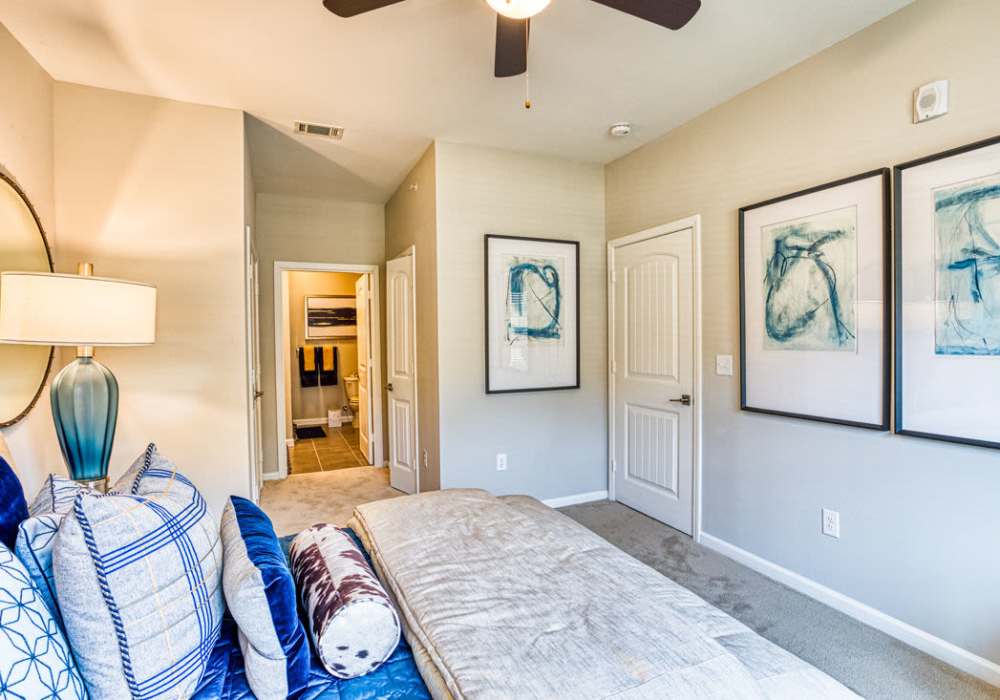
[485,234,580,393]
[305,295,356,339]
[895,135,1000,449]
[739,169,890,429]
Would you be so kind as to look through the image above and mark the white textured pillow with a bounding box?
[53,470,224,699]
[290,524,400,679]
[15,475,98,623]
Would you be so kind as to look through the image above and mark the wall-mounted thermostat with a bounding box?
[913,80,949,124]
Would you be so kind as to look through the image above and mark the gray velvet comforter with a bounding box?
[350,489,859,700]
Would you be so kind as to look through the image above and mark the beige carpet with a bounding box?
[260,466,403,535]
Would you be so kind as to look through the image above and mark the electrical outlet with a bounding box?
[822,509,840,538]
[716,354,734,376]
[496,453,508,471]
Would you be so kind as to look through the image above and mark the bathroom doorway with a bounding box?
[272,261,384,478]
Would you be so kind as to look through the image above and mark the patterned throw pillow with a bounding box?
[14,475,98,623]
[53,468,224,699]
[290,524,401,679]
[0,456,28,549]
[220,496,310,700]
[0,542,87,699]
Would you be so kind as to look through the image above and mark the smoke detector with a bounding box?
[294,121,344,140]
[609,122,632,137]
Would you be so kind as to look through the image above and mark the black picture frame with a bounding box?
[894,134,1000,450]
[484,234,581,394]
[739,168,892,430]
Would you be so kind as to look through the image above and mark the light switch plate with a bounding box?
[716,355,734,376]
[496,453,508,471]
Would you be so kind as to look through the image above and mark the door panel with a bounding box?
[356,274,372,463]
[613,229,694,533]
[387,254,418,494]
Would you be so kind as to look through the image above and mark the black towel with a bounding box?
[298,346,338,388]
[298,347,319,388]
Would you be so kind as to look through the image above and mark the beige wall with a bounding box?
[606,0,1000,664]
[0,26,65,495]
[385,145,440,490]
[255,193,385,474]
[286,271,361,423]
[53,83,250,516]
[435,141,606,500]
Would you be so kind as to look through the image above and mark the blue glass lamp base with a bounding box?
[50,357,119,483]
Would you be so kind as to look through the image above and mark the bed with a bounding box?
[350,489,860,699]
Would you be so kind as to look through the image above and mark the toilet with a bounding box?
[343,374,360,415]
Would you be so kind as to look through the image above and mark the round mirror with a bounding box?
[0,172,54,427]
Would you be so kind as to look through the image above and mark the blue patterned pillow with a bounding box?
[14,475,97,623]
[0,542,86,698]
[221,496,309,700]
[0,456,27,549]
[53,470,224,699]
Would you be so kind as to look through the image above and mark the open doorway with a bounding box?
[273,261,384,478]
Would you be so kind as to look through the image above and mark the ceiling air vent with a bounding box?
[294,121,344,140]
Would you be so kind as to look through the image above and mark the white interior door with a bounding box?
[612,228,694,534]
[245,227,263,501]
[355,274,373,464]
[387,254,418,493]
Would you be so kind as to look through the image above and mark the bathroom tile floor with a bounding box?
[289,424,368,473]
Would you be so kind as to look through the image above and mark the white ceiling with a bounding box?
[1,0,911,202]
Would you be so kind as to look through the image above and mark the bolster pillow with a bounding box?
[289,524,401,679]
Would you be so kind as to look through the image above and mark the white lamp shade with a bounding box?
[0,271,156,346]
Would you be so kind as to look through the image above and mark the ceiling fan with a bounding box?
[321,0,702,78]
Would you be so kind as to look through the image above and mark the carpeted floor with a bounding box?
[260,466,402,535]
[562,500,1000,700]
[261,471,999,699]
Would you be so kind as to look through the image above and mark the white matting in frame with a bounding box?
[485,235,580,393]
[740,169,890,429]
[896,135,1000,448]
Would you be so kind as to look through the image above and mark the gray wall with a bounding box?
[435,141,607,501]
[255,193,385,474]
[605,0,1000,663]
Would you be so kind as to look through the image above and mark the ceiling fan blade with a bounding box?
[495,15,529,78]
[589,0,701,30]
[322,0,407,18]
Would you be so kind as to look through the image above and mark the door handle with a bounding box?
[253,391,264,400]
[670,394,692,406]
[386,383,394,392]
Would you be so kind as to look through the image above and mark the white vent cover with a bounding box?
[294,121,344,139]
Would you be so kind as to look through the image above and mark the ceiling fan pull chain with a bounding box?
[524,21,532,109]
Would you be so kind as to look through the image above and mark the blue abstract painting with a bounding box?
[935,174,1000,355]
[505,255,563,344]
[762,206,858,352]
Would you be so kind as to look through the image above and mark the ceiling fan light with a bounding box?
[486,0,551,20]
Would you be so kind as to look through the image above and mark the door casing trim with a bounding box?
[607,215,704,542]
[271,260,384,479]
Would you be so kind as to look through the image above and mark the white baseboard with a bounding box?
[262,470,282,481]
[292,417,327,427]
[285,438,295,449]
[543,490,608,509]
[699,532,1000,688]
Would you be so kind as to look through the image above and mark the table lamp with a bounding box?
[0,264,156,490]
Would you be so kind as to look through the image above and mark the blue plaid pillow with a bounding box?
[53,468,223,699]
[0,542,86,699]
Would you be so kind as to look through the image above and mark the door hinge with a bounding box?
[611,459,616,473]
[611,269,617,284]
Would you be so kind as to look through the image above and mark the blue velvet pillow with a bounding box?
[220,496,310,700]
[0,456,28,549]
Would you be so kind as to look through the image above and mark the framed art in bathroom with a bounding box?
[895,134,1000,449]
[739,168,891,430]
[305,295,357,339]
[485,234,580,394]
